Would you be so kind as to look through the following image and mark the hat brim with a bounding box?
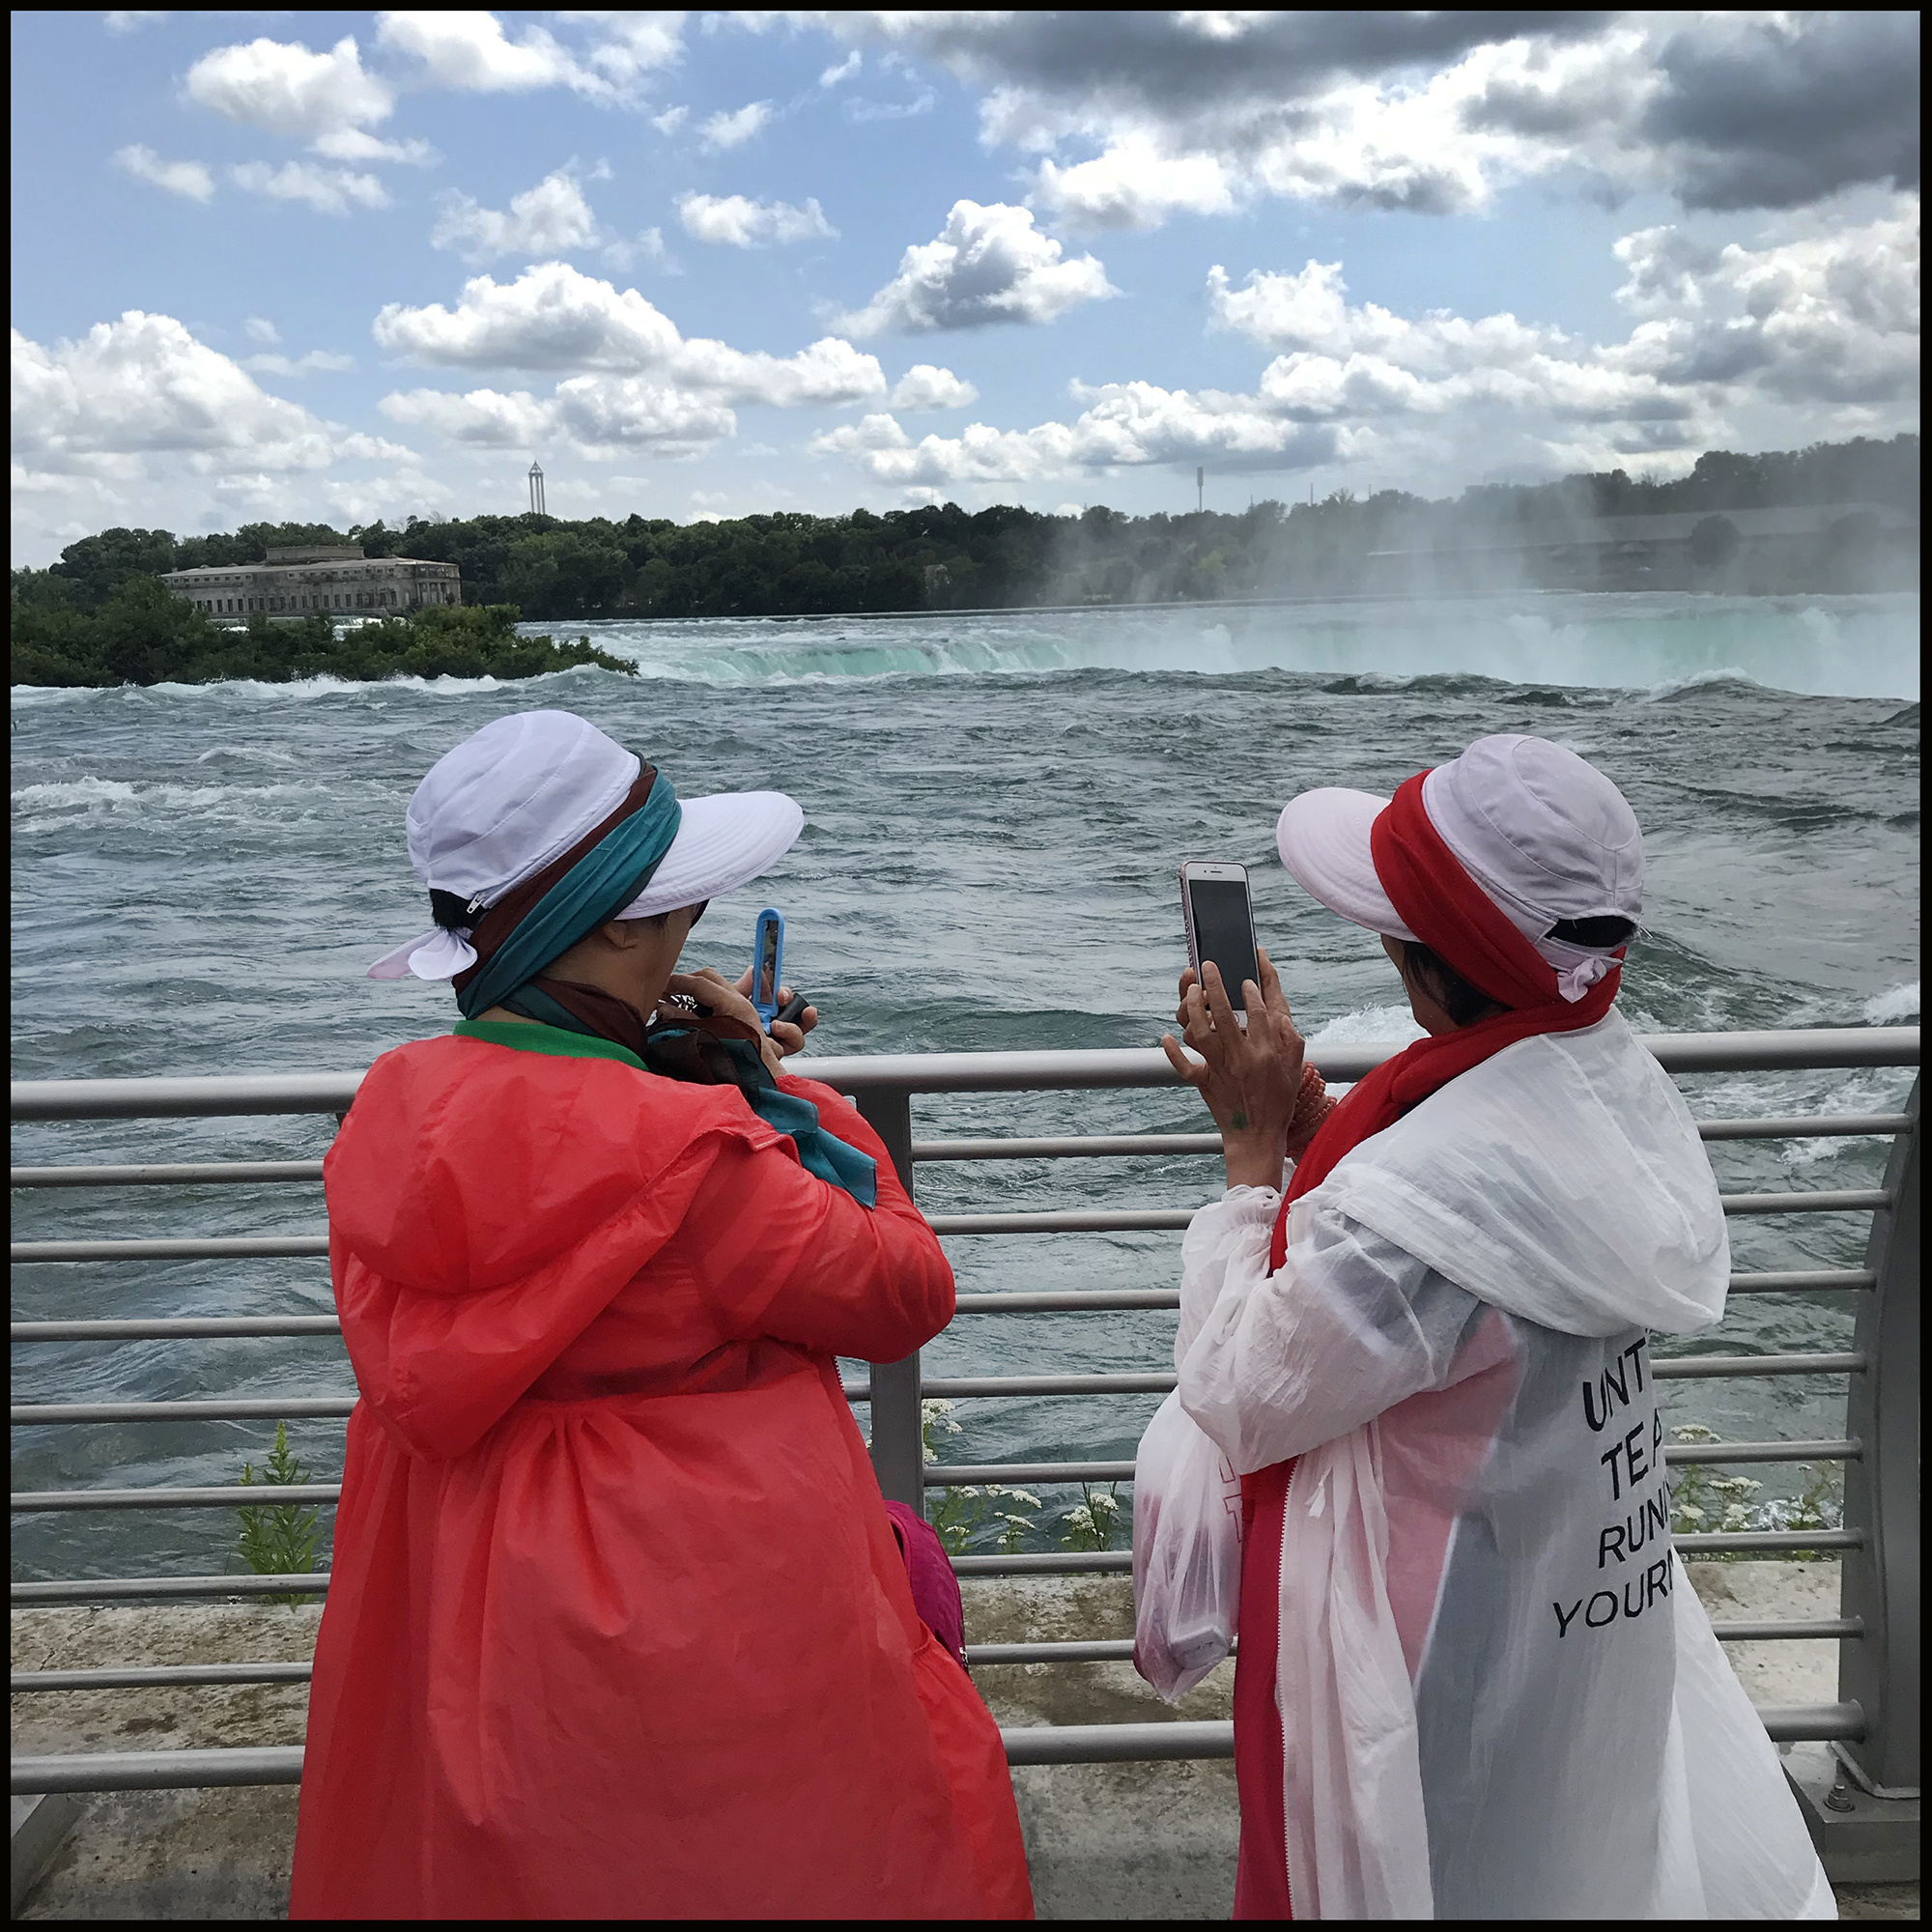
[1275,788,1418,942]
[619,789,804,918]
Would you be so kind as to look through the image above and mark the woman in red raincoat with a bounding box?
[290,709,1033,1919]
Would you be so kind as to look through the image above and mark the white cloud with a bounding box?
[566,11,686,89]
[698,101,772,152]
[185,34,395,144]
[335,431,419,462]
[12,313,335,485]
[312,128,440,167]
[374,12,609,98]
[432,168,604,265]
[243,350,358,377]
[838,200,1116,334]
[812,385,1343,486]
[104,12,168,32]
[1034,141,1237,230]
[820,51,861,88]
[381,379,736,456]
[652,104,689,135]
[113,145,215,204]
[230,160,389,217]
[372,261,886,406]
[890,364,978,411]
[676,193,836,248]
[244,317,279,345]
[603,226,676,273]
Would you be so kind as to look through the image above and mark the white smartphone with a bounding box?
[1180,862,1262,1030]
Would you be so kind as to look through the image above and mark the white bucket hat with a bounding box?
[1275,735,1643,1000]
[367,709,803,981]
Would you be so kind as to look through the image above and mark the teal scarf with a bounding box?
[456,776,683,1020]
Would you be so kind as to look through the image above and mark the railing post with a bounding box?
[1840,1076,1919,1793]
[1788,1075,1920,1879]
[853,1086,923,1515]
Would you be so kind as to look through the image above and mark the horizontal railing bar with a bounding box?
[1694,1114,1912,1142]
[13,1575,329,1605]
[1666,1437,1859,1465]
[929,1463,1138,1488]
[12,1747,307,1794]
[12,1074,363,1121]
[1652,1351,1863,1378]
[19,1632,1855,1687]
[928,1210,1195,1235]
[953,1291,1182,1313]
[13,1236,329,1263]
[7,1271,1872,1341]
[8,1189,1890,1264]
[1726,1269,1875,1294]
[13,1113,1904,1198]
[915,1135,1222,1162]
[1758,1702,1865,1743]
[9,1380,867,1423]
[924,1439,1860,1492]
[1673,1529,1861,1553]
[1002,1721,1235,1766]
[1719,1189,1888,1216]
[12,1028,1917,1120]
[966,1640,1140,1665]
[14,1662,315,1691]
[952,1552,1134,1577]
[9,1116,1907,1194]
[13,1486,340,1512]
[13,1316,343,1341]
[14,1397,355,1425]
[1709,1620,1863,1642]
[10,1161,326,1188]
[14,1699,1862,1791]
[912,1115,1916,1166]
[923,1374,1175,1399]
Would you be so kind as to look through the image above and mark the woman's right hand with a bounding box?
[667,969,787,1082]
[1161,947,1306,1191]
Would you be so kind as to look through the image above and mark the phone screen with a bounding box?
[756,922,780,1008]
[1188,877,1260,999]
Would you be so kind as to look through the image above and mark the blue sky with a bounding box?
[11,12,1920,562]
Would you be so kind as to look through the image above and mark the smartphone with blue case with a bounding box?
[751,907,785,1024]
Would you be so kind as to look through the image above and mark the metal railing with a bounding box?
[12,1027,1920,1863]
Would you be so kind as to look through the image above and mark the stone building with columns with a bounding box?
[161,545,461,620]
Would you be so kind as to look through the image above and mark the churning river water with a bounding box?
[11,590,1921,1582]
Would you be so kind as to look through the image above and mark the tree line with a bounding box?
[13,433,1918,641]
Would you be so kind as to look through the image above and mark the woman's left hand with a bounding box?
[732,967,818,1057]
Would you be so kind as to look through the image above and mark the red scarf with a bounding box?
[1267,771,1622,1269]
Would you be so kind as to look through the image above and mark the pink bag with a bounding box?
[883,1500,968,1669]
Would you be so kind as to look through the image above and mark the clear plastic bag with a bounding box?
[1131,1390,1244,1701]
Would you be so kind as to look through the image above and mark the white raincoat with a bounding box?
[1177,1009,1835,1919]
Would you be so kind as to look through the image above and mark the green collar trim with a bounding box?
[452,1017,646,1072]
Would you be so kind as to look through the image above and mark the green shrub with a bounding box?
[234,1421,324,1606]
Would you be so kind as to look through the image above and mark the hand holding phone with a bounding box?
[1179,862,1262,1028]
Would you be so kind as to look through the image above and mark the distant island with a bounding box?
[10,589,633,690]
[10,433,1918,684]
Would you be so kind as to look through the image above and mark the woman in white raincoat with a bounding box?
[1159,734,1834,1920]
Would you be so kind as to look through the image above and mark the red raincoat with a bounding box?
[290,1025,1034,1919]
